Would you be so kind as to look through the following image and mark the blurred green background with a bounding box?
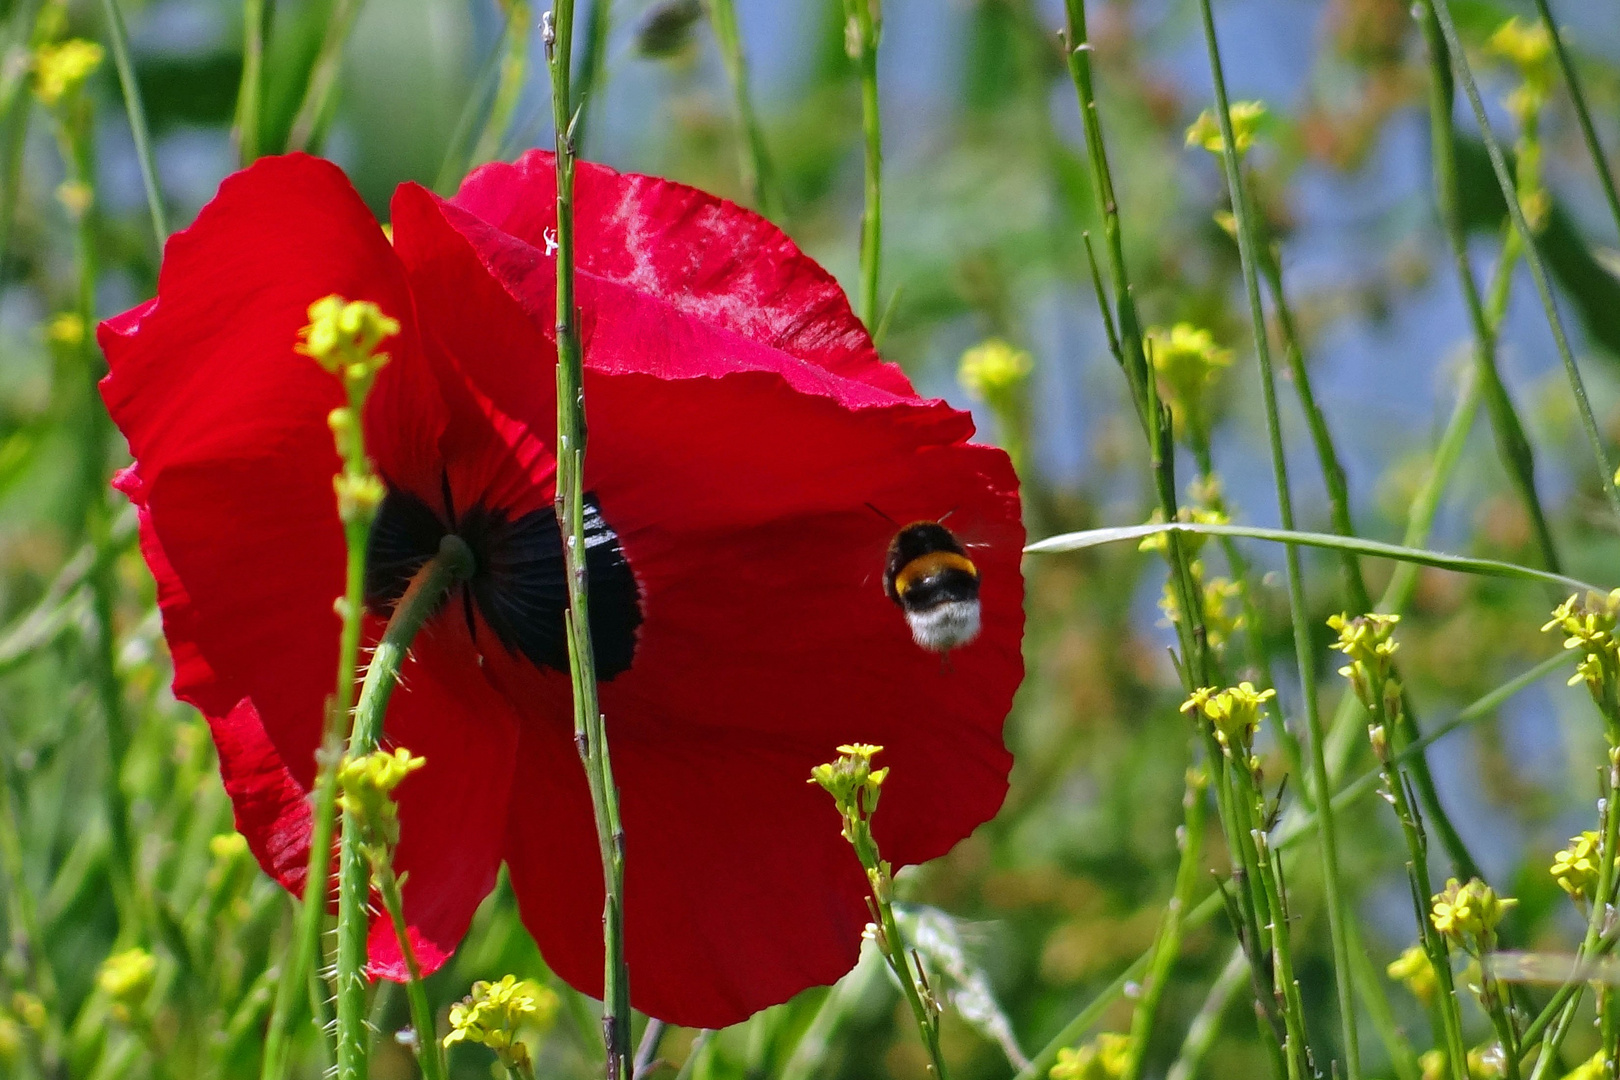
[4,0,1620,1076]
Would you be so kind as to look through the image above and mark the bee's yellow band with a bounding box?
[894,551,978,596]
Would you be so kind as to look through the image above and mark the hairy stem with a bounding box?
[333,538,473,1080]
[547,5,632,1075]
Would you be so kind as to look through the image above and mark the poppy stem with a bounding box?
[331,536,473,1080]
[547,6,633,1078]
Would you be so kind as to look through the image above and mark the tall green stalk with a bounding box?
[546,6,632,1076]
[261,409,383,1080]
[1429,0,1620,524]
[1121,765,1207,1080]
[470,1,531,170]
[235,0,269,163]
[287,0,364,153]
[707,0,782,220]
[1194,3,1360,1074]
[333,538,474,1080]
[1529,0,1620,243]
[571,0,610,154]
[97,0,167,249]
[1417,2,1559,573]
[842,0,881,327]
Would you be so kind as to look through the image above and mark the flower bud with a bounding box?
[32,39,103,107]
[97,948,156,1022]
[1185,101,1268,157]
[1431,878,1517,954]
[1387,944,1437,1006]
[442,974,558,1069]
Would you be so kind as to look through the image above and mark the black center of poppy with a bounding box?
[365,480,642,680]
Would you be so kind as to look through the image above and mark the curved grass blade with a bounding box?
[1026,521,1605,597]
[99,0,167,246]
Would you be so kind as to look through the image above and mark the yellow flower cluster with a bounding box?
[1561,1051,1609,1080]
[810,743,888,842]
[1430,878,1516,953]
[1549,831,1613,903]
[32,39,103,107]
[1328,612,1400,676]
[1544,590,1620,709]
[1146,323,1231,427]
[298,295,401,524]
[1386,944,1437,1006]
[298,295,400,383]
[98,948,156,1022]
[958,339,1032,407]
[1419,1046,1504,1080]
[1050,1031,1130,1080]
[1486,17,1554,122]
[1185,101,1268,157]
[443,975,558,1068]
[1155,559,1243,652]
[1181,682,1274,755]
[45,313,84,347]
[337,748,425,853]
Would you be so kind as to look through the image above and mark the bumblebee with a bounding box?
[883,522,982,653]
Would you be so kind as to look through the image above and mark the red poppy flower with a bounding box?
[100,151,1024,1027]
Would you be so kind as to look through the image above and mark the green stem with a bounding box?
[58,98,145,944]
[1251,248,1473,892]
[333,536,473,1080]
[1365,673,1469,1080]
[98,0,167,249]
[374,860,446,1080]
[260,532,371,1080]
[547,8,631,1077]
[1194,2,1358,1073]
[435,13,511,193]
[571,0,610,154]
[235,0,268,163]
[1429,0,1620,523]
[1254,243,1371,604]
[876,893,948,1077]
[1122,766,1208,1080]
[1417,2,1559,574]
[1530,0,1620,242]
[1061,0,1208,688]
[1228,752,1307,1076]
[0,74,31,283]
[1164,949,1246,1080]
[707,0,782,219]
[470,0,531,170]
[844,0,882,327]
[1527,751,1620,1072]
[1481,973,1524,1080]
[1342,918,1422,1080]
[286,0,364,153]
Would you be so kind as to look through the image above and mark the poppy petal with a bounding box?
[100,153,447,787]
[501,720,870,1029]
[446,151,913,396]
[364,626,520,978]
[118,465,314,888]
